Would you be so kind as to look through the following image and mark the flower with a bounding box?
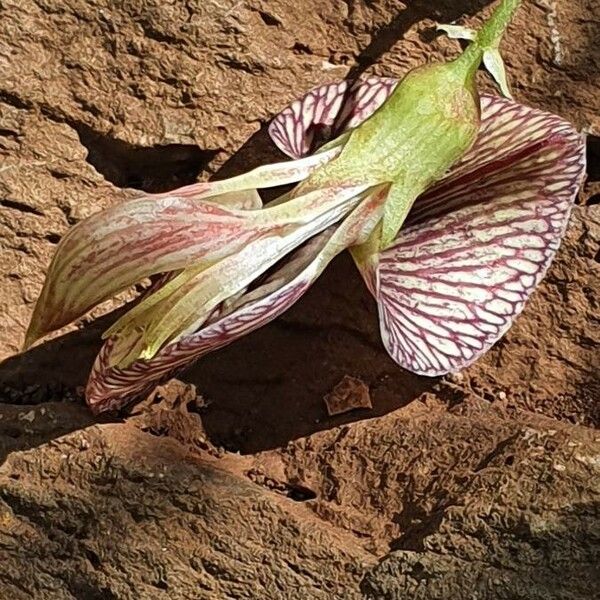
[24,0,585,413]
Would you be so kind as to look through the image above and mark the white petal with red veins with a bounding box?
[269,77,397,159]
[268,81,349,158]
[373,96,585,376]
[86,187,388,413]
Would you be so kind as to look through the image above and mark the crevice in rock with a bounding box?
[74,123,219,193]
[151,579,168,591]
[0,198,45,216]
[0,128,19,139]
[45,233,61,244]
[246,468,317,502]
[473,433,521,472]
[137,20,181,45]
[258,10,281,27]
[293,42,313,55]
[0,90,31,111]
[83,548,102,570]
[389,508,446,552]
[586,135,599,182]
[217,54,266,75]
[286,483,317,502]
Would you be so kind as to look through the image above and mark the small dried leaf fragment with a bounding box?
[324,375,372,416]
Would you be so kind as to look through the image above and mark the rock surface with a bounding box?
[0,0,599,598]
[0,405,370,599]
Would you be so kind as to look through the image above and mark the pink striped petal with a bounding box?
[25,198,276,346]
[269,77,397,159]
[25,149,341,347]
[86,187,388,413]
[334,77,398,132]
[372,96,585,376]
[102,184,371,367]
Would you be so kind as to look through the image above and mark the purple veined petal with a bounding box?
[102,183,372,366]
[88,190,262,313]
[25,198,267,347]
[86,186,388,413]
[334,76,398,132]
[269,77,398,159]
[24,168,358,348]
[369,97,586,376]
[406,94,585,225]
[269,81,349,159]
[132,191,262,302]
[130,195,260,317]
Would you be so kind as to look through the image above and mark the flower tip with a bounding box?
[379,229,397,253]
[23,316,43,352]
[23,286,57,351]
[86,393,113,416]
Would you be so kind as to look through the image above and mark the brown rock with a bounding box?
[0,406,370,599]
[0,0,599,598]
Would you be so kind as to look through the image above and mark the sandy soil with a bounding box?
[0,0,598,598]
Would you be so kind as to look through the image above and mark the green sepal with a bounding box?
[483,48,513,98]
[436,24,477,41]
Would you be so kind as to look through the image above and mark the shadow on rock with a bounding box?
[362,501,600,600]
[0,310,121,395]
[190,251,437,454]
[0,312,122,466]
[0,251,438,456]
[344,0,494,82]
[0,422,370,598]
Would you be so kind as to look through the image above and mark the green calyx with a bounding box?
[446,0,521,98]
[304,0,521,251]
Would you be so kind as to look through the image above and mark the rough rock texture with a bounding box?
[0,406,370,600]
[270,400,600,598]
[0,0,599,598]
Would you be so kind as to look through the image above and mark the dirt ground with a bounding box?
[0,0,599,598]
